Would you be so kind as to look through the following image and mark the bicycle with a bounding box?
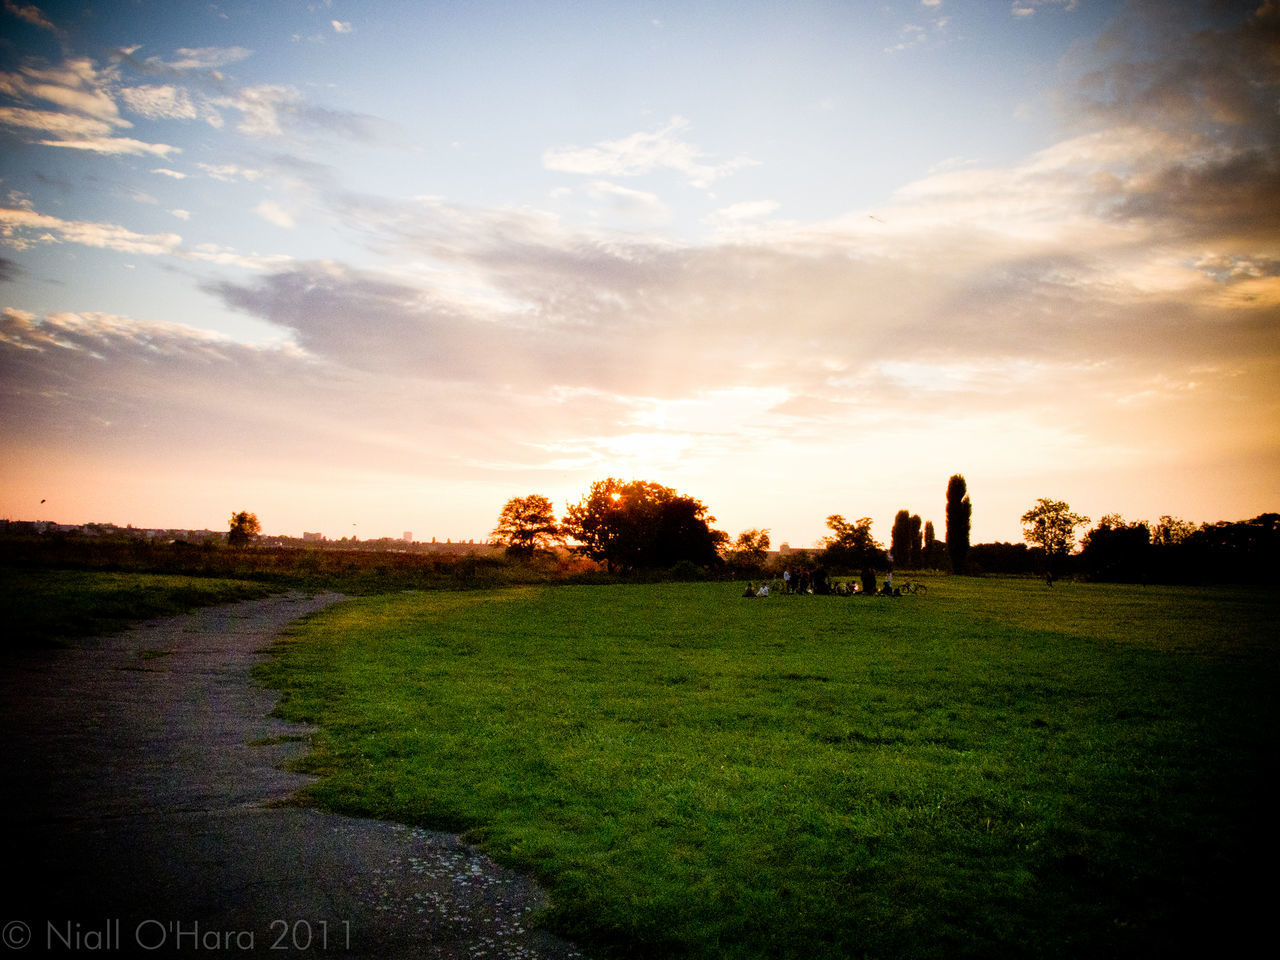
[898,580,927,595]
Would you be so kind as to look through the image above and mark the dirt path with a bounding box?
[1,592,588,959]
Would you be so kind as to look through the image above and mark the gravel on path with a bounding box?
[1,591,589,959]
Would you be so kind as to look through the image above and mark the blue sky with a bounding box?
[2,0,1277,545]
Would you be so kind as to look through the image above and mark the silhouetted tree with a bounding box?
[1020,498,1090,583]
[227,510,260,548]
[1080,514,1152,582]
[562,478,726,573]
[890,510,911,567]
[946,475,971,573]
[1174,513,1280,584]
[923,520,947,569]
[820,515,888,570]
[724,528,771,576]
[968,541,1036,574]
[909,514,923,568]
[490,494,561,559]
[1152,515,1197,547]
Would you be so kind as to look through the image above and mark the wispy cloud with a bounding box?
[130,45,254,75]
[0,58,188,156]
[40,135,180,157]
[0,207,182,255]
[582,181,670,222]
[254,200,296,229]
[0,105,114,137]
[196,162,263,182]
[0,206,290,270]
[121,84,198,120]
[3,1,59,34]
[544,116,757,190]
[0,59,125,123]
[1011,0,1078,17]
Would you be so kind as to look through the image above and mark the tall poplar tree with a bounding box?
[946,474,971,574]
[890,509,912,566]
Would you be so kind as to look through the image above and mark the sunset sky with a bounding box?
[2,0,1277,547]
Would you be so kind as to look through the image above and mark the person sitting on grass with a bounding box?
[743,582,756,598]
[756,582,771,597]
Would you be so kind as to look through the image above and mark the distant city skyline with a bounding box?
[2,1,1277,546]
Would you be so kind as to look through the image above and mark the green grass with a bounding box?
[0,568,278,646]
[258,579,1277,959]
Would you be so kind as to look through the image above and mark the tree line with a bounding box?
[491,472,962,579]
[490,475,1276,585]
[978,510,1280,585]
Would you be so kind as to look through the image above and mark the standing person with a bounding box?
[860,567,876,596]
[783,568,792,594]
[885,563,894,593]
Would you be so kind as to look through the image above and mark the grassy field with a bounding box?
[258,577,1278,959]
[0,567,278,646]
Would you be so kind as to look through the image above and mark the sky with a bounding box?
[1,0,1277,547]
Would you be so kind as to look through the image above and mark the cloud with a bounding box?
[202,82,389,142]
[1012,0,1077,16]
[254,200,295,229]
[0,207,182,255]
[0,308,339,467]
[134,46,254,74]
[885,11,951,53]
[331,20,353,34]
[582,181,670,221]
[39,135,180,157]
[3,1,59,34]
[120,84,197,120]
[1050,2,1280,249]
[0,58,185,157]
[706,200,781,228]
[0,306,619,521]
[0,59,124,123]
[0,205,291,270]
[3,41,389,170]
[197,162,263,182]
[543,116,757,190]
[0,105,114,137]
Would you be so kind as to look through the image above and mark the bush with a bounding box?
[666,560,709,581]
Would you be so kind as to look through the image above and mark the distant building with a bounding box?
[403,531,412,543]
[302,531,324,542]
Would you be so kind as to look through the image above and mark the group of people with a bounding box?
[742,566,903,598]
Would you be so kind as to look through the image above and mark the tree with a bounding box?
[890,510,911,567]
[820,515,888,570]
[908,514,924,569]
[1079,514,1151,582]
[490,494,562,559]
[946,474,971,574]
[1152,515,1197,547]
[227,510,261,548]
[1020,498,1090,583]
[922,520,947,569]
[562,478,727,573]
[724,528,771,575]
